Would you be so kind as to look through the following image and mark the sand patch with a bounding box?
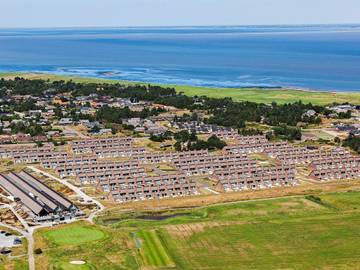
[70,260,86,265]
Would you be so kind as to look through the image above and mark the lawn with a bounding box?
[136,230,175,268]
[2,72,360,105]
[43,224,106,245]
[302,129,335,141]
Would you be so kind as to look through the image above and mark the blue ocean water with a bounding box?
[0,25,360,92]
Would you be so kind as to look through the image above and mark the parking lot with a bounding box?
[0,231,21,248]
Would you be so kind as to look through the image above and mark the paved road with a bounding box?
[63,126,89,139]
[203,187,220,195]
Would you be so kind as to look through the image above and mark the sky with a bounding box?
[1,0,360,28]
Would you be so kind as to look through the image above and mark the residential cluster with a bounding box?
[0,131,358,204]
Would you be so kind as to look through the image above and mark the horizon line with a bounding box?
[1,23,360,30]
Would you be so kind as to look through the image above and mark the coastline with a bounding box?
[1,71,360,105]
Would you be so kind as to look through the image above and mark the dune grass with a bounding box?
[1,72,360,105]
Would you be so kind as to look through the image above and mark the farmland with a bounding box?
[34,190,360,269]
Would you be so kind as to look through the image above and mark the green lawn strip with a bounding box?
[138,230,174,267]
[147,230,170,266]
[141,230,166,267]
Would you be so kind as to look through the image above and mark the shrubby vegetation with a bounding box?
[343,134,360,153]
[173,131,226,151]
[338,110,352,119]
[7,121,45,136]
[149,131,173,142]
[267,125,302,141]
[238,128,263,136]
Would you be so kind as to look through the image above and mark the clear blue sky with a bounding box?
[1,0,360,28]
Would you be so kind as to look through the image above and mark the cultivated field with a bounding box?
[2,72,360,105]
[34,190,360,270]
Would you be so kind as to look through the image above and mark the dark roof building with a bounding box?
[0,171,77,218]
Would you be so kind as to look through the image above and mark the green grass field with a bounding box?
[43,225,106,245]
[34,191,360,270]
[2,72,360,105]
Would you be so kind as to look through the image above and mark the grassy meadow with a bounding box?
[1,72,360,105]
[34,191,360,269]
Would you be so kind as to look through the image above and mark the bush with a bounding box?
[343,134,360,153]
[273,125,302,141]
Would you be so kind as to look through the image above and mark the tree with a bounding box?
[273,125,302,141]
[338,110,352,119]
[343,134,360,153]
[207,135,227,150]
[174,130,191,143]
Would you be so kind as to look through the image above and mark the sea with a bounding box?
[0,25,360,92]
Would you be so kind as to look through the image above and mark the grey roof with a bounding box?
[18,171,73,210]
[8,172,59,212]
[0,175,46,216]
[0,171,75,216]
